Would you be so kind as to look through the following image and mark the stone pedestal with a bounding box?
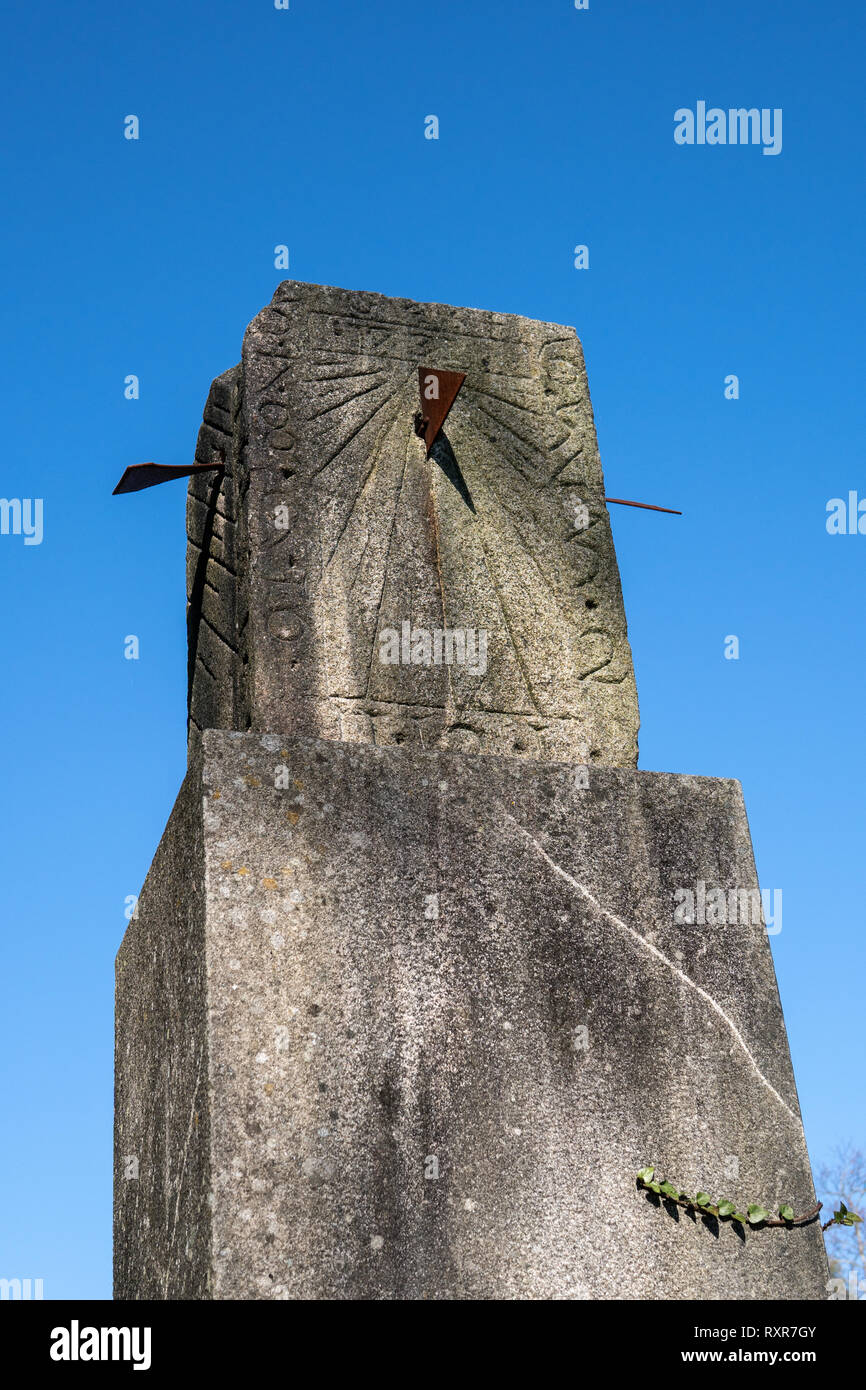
[114,731,827,1300]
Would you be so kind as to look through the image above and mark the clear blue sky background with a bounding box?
[1,0,863,1299]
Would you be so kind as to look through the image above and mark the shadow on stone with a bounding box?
[640,1186,722,1242]
[430,431,475,513]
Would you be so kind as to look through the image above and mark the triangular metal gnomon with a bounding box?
[416,367,466,455]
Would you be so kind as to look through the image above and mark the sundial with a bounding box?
[113,283,825,1307]
[113,281,681,767]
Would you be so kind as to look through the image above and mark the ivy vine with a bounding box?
[637,1166,863,1232]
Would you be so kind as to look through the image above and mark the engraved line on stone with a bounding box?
[470,410,537,486]
[198,610,241,656]
[322,388,410,572]
[311,386,407,478]
[504,814,800,1126]
[465,382,542,417]
[249,346,294,362]
[539,335,579,353]
[305,320,538,372]
[188,494,232,525]
[195,648,219,685]
[548,448,588,483]
[427,446,456,712]
[187,474,230,716]
[471,513,542,714]
[573,630,617,680]
[307,375,391,421]
[347,528,373,601]
[309,365,388,383]
[258,360,294,400]
[444,417,539,706]
[199,412,233,432]
[466,449,611,689]
[307,308,540,344]
[265,296,305,318]
[472,398,546,460]
[323,694,595,717]
[504,516,614,681]
[200,550,239,581]
[306,341,536,381]
[472,404,541,475]
[363,426,414,700]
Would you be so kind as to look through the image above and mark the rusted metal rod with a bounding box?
[605,497,682,515]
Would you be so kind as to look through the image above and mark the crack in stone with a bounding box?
[503,811,799,1127]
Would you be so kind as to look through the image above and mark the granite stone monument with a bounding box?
[114,282,827,1300]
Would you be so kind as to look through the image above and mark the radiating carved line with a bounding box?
[469,512,541,714]
[466,383,541,416]
[548,448,586,483]
[309,365,388,383]
[347,528,372,599]
[427,451,454,708]
[323,391,406,572]
[363,427,413,700]
[311,386,405,478]
[307,376,390,421]
[251,347,293,361]
[472,399,545,460]
[472,406,537,485]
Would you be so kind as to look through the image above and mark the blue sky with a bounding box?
[1,0,863,1298]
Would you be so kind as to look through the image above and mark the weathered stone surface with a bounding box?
[113,768,211,1300]
[114,731,827,1300]
[186,282,639,767]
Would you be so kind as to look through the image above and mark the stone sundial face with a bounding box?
[181,281,639,766]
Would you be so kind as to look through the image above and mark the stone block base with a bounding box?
[114,731,826,1299]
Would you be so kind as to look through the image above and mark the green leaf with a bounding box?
[717,1200,735,1217]
[647,1181,662,1195]
[660,1181,680,1199]
[695,1192,714,1208]
[747,1205,770,1225]
[732,1212,747,1223]
[779,1205,795,1222]
[832,1206,860,1225]
[637,1167,655,1184]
